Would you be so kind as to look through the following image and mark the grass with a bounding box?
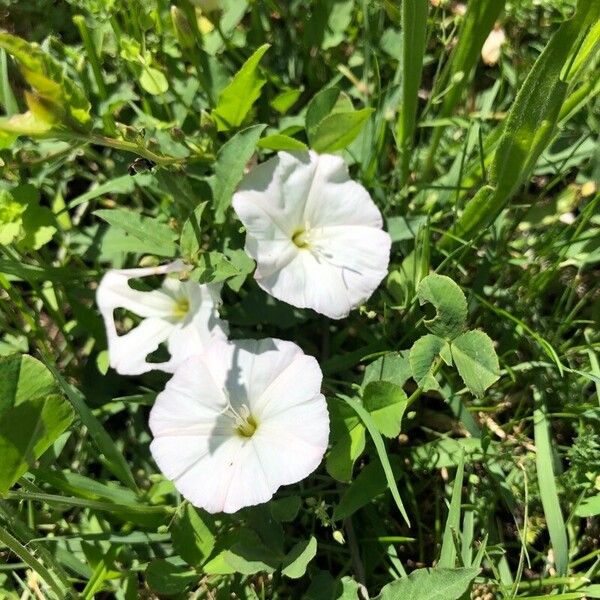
[0,0,599,598]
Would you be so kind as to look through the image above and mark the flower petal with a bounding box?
[232,151,390,318]
[97,261,228,375]
[96,261,184,319]
[106,317,173,375]
[149,338,329,513]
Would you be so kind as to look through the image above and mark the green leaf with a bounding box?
[340,395,410,526]
[575,494,600,517]
[438,453,465,568]
[396,0,428,184]
[281,536,317,579]
[534,388,568,576]
[362,381,407,438]
[192,250,253,284]
[333,456,402,521]
[409,334,447,391]
[492,0,600,203]
[172,504,215,567]
[145,559,197,595]
[373,567,480,600]
[270,496,301,523]
[179,202,207,262]
[362,351,412,389]
[0,32,91,131]
[417,274,467,339]
[139,66,168,95]
[0,354,73,493]
[94,208,177,257]
[450,330,499,397]
[305,87,342,141]
[257,133,308,151]
[311,108,375,153]
[326,399,366,482]
[270,87,302,114]
[211,123,266,223]
[44,361,139,492]
[212,44,270,131]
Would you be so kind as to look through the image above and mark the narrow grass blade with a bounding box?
[43,360,139,492]
[0,524,68,599]
[533,387,568,576]
[340,395,410,526]
[396,0,428,185]
[424,0,503,176]
[438,451,465,568]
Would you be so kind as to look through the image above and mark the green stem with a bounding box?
[64,132,214,166]
[406,357,444,407]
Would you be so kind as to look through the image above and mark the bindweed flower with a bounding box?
[149,338,329,513]
[232,151,391,319]
[96,260,227,375]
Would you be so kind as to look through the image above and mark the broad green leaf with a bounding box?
[257,133,308,151]
[192,250,253,284]
[492,0,600,203]
[362,381,407,438]
[172,504,215,567]
[373,567,480,600]
[0,32,91,131]
[311,108,375,153]
[94,208,177,257]
[0,184,56,251]
[270,87,302,114]
[409,334,447,391]
[362,351,412,389]
[139,66,169,95]
[575,494,600,517]
[333,456,402,521]
[145,559,197,595]
[340,395,410,526]
[305,87,341,141]
[270,496,301,523]
[396,0,428,184]
[179,202,207,262]
[0,354,73,493]
[211,123,266,222]
[451,330,499,397]
[326,398,366,482]
[281,536,317,579]
[212,44,270,131]
[416,274,467,339]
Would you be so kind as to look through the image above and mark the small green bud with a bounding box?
[170,6,195,50]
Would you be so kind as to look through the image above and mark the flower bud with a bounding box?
[171,6,196,49]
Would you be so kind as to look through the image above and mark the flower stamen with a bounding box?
[173,297,190,318]
[292,229,310,249]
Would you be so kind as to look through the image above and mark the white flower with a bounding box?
[481,25,506,66]
[96,260,227,375]
[149,338,329,513]
[232,151,391,319]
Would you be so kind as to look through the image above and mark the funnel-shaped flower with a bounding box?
[149,338,329,513]
[96,261,227,375]
[232,151,391,319]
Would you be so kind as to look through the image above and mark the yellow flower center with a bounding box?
[292,229,310,249]
[236,414,258,438]
[173,297,190,318]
